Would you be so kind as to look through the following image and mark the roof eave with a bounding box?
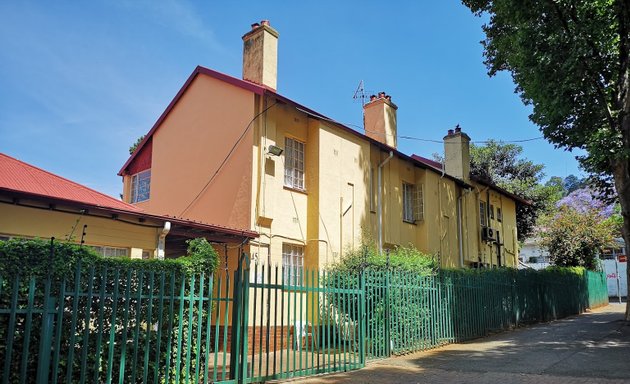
[0,188,258,239]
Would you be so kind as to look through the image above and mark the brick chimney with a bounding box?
[363,92,397,148]
[242,20,279,90]
[443,125,471,183]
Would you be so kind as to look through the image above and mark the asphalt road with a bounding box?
[283,303,630,384]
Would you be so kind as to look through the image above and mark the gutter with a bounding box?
[457,189,464,267]
[157,221,171,260]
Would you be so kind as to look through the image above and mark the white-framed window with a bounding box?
[284,138,305,191]
[480,201,487,227]
[90,246,128,258]
[402,183,424,223]
[131,169,151,203]
[282,243,304,286]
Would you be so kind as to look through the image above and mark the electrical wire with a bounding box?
[294,107,544,144]
[180,101,279,216]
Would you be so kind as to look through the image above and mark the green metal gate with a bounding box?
[236,258,366,383]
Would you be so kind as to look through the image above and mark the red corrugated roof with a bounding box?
[0,153,140,211]
[0,153,259,238]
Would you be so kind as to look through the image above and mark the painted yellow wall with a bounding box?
[0,203,158,254]
[247,94,520,270]
[123,74,255,230]
[123,80,521,271]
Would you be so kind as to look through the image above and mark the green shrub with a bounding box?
[329,238,438,274]
[0,237,219,279]
[0,237,219,383]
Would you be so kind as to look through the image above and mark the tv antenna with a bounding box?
[353,80,368,106]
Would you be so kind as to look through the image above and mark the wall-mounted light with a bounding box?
[267,145,284,156]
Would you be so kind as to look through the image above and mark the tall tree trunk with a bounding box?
[613,161,630,321]
[613,106,630,320]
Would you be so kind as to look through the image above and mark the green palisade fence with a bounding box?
[0,263,237,384]
[0,257,610,384]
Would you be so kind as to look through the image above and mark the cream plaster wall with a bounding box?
[0,203,159,253]
[124,74,255,230]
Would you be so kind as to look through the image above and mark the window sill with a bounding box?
[403,219,417,225]
[283,186,308,195]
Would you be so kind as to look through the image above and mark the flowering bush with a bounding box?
[539,204,616,270]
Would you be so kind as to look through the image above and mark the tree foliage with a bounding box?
[469,140,560,240]
[539,205,616,270]
[462,0,630,318]
[129,134,146,155]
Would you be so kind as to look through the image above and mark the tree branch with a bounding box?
[547,0,617,129]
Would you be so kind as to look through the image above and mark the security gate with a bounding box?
[229,255,366,383]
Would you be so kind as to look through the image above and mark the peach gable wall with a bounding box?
[129,74,254,229]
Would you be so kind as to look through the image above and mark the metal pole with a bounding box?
[615,257,621,304]
[36,238,56,384]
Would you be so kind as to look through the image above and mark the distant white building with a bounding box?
[519,237,551,270]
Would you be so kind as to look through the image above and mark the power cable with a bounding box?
[294,107,544,144]
[180,101,278,216]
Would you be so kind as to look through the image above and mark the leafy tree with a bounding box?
[462,0,630,319]
[470,140,560,240]
[129,134,146,155]
[545,176,566,194]
[539,205,616,270]
[563,174,585,194]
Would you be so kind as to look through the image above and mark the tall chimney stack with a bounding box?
[242,20,279,90]
[443,125,471,183]
[363,92,398,148]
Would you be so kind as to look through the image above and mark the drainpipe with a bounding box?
[157,221,171,260]
[457,189,464,267]
[378,151,394,253]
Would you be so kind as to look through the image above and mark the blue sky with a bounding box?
[0,1,584,198]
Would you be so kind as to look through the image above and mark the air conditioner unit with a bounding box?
[482,227,496,242]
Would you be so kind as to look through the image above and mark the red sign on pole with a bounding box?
[618,255,627,263]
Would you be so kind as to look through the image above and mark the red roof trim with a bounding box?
[119,66,267,176]
[119,65,532,203]
[411,154,531,205]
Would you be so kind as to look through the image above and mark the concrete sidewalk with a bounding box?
[284,303,630,384]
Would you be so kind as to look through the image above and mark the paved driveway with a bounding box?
[283,303,630,384]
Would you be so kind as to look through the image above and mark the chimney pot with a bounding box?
[251,23,260,29]
[370,94,377,101]
[261,20,270,26]
[455,124,462,133]
[378,91,386,98]
[448,129,455,135]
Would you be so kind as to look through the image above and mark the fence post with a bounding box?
[384,269,391,357]
[230,253,250,384]
[358,271,366,366]
[36,238,56,384]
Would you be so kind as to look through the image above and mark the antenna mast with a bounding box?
[352,80,367,106]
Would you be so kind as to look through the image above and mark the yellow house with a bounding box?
[0,153,256,263]
[118,21,527,273]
